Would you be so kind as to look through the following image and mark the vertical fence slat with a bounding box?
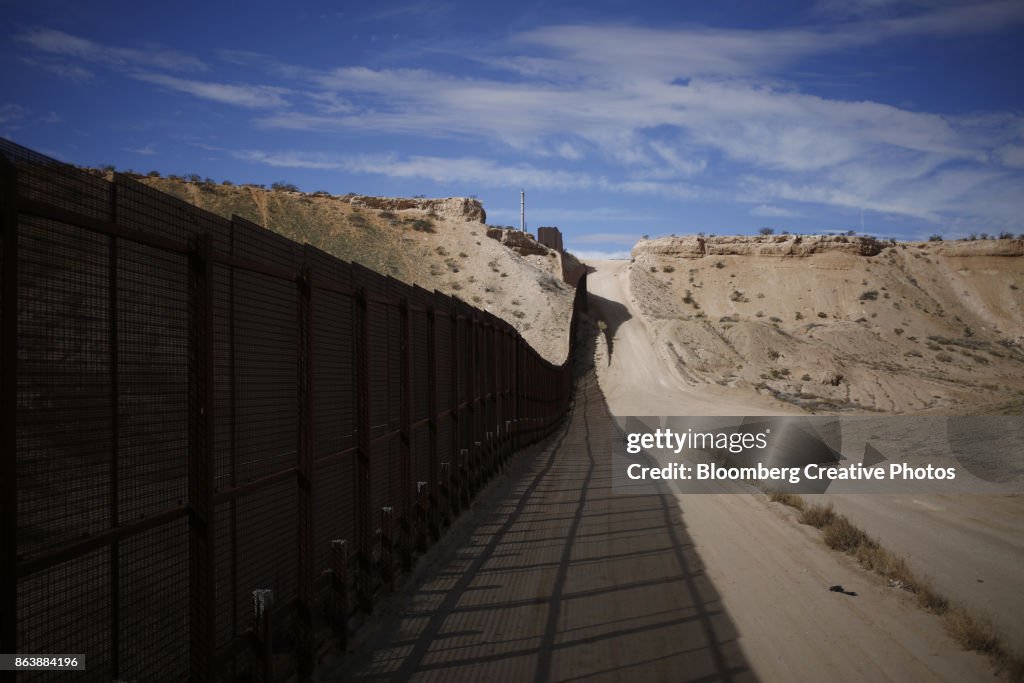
[426,305,439,540]
[467,313,478,492]
[296,264,314,675]
[398,296,412,571]
[188,235,216,682]
[355,286,373,613]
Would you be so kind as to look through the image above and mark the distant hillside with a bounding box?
[630,234,1024,414]
[123,174,576,363]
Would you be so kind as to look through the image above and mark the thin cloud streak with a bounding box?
[571,249,633,260]
[134,73,290,109]
[751,204,804,218]
[17,28,207,71]
[229,148,712,201]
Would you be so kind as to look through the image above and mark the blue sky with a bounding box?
[2,0,1023,258]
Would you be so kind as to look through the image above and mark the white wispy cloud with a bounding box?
[356,0,454,22]
[570,249,633,260]
[998,145,1024,169]
[133,73,290,109]
[750,204,804,218]
[0,104,29,125]
[21,57,95,82]
[125,143,157,156]
[229,148,715,202]
[570,232,645,244]
[233,149,343,170]
[17,28,206,71]
[489,207,653,224]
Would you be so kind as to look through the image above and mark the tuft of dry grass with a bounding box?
[944,606,999,653]
[767,490,805,510]
[855,544,915,588]
[798,502,836,528]
[915,582,950,615]
[822,515,872,553]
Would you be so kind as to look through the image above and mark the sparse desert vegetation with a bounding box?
[627,234,1024,413]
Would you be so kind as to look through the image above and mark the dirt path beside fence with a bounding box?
[322,304,995,681]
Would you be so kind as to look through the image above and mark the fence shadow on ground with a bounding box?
[583,290,631,362]
[325,311,756,682]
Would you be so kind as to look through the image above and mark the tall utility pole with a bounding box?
[520,189,525,232]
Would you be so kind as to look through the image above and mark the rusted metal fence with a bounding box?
[0,139,587,681]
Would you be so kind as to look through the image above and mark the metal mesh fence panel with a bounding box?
[17,548,112,682]
[235,478,299,629]
[1,138,586,680]
[116,240,189,521]
[17,216,112,557]
[119,516,190,680]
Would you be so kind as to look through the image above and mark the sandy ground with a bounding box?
[587,259,801,416]
[322,259,998,681]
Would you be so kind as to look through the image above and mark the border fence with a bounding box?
[0,139,588,681]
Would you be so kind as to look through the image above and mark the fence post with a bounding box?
[466,313,478,494]
[328,540,348,647]
[426,306,439,541]
[0,156,18,666]
[516,338,524,447]
[355,287,373,613]
[252,589,274,683]
[415,482,428,552]
[504,328,514,466]
[380,507,394,592]
[295,264,314,677]
[439,461,451,524]
[188,235,216,682]
[491,321,499,479]
[398,296,412,573]
[449,305,461,516]
[481,321,490,481]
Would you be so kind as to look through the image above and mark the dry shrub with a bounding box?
[798,503,835,528]
[767,490,805,510]
[856,544,913,586]
[916,583,950,615]
[944,606,999,654]
[822,515,873,553]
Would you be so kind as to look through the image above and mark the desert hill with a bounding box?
[629,234,1024,414]
[119,175,576,364]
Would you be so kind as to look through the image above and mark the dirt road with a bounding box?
[586,260,798,416]
[327,259,998,681]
